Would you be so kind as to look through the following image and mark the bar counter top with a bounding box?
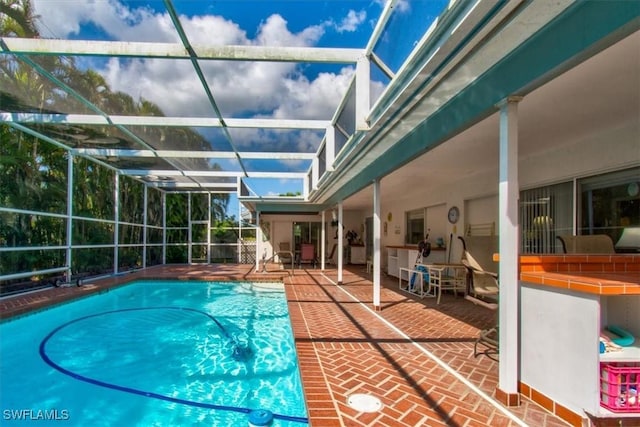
[514,254,640,296]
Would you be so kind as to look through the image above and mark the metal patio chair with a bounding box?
[277,242,294,269]
[298,243,317,268]
[459,235,499,359]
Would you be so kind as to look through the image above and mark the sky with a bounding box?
[30,0,389,218]
[27,0,441,220]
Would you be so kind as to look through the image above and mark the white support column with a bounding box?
[498,96,522,402]
[337,202,344,285]
[303,175,309,199]
[355,55,371,131]
[114,173,120,274]
[325,125,335,172]
[255,211,261,272]
[143,185,148,269]
[321,210,326,270]
[207,193,212,264]
[373,179,381,309]
[65,154,73,282]
[238,190,242,263]
[312,156,319,190]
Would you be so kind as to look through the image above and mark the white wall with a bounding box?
[520,284,601,415]
[519,120,639,188]
[380,168,499,267]
[425,203,446,244]
[261,213,323,260]
[343,209,366,242]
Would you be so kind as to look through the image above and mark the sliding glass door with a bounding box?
[293,221,323,253]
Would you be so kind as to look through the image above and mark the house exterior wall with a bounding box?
[519,120,638,188]
[260,211,368,261]
[377,116,638,268]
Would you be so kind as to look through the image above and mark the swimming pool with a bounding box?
[0,280,308,426]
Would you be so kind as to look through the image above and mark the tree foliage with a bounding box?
[0,1,236,287]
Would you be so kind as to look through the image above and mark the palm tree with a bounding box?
[1,0,236,279]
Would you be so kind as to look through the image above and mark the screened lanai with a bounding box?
[1,0,447,292]
[2,0,639,297]
[2,2,640,425]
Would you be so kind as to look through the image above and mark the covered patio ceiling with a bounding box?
[1,0,639,215]
[345,28,640,211]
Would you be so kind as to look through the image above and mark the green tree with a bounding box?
[1,0,235,286]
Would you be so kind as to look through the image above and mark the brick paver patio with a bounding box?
[0,264,571,426]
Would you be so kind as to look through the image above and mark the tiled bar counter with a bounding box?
[517,254,640,426]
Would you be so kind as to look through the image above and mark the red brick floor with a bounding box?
[0,264,571,426]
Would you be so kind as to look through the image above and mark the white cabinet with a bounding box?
[398,249,419,281]
[350,245,366,264]
[387,246,446,278]
[388,247,399,277]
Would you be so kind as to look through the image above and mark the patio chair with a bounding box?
[298,243,317,268]
[277,242,294,269]
[557,234,615,254]
[458,235,499,359]
[425,264,466,304]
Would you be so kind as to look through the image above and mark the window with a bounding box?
[520,182,573,253]
[519,167,640,254]
[293,221,322,251]
[406,208,425,244]
[579,167,640,245]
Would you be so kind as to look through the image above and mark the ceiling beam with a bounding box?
[0,112,330,129]
[145,182,238,190]
[1,37,363,63]
[121,169,308,178]
[73,148,316,160]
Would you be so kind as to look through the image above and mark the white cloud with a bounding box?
[333,10,367,33]
[31,0,361,129]
[272,67,355,120]
[33,0,175,41]
[395,0,412,14]
[255,14,324,47]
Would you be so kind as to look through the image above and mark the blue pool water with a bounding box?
[0,281,308,426]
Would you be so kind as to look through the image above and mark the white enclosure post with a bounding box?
[162,192,167,264]
[255,211,261,272]
[114,174,119,274]
[321,210,326,270]
[65,154,73,282]
[373,179,381,309]
[207,193,212,264]
[187,192,192,264]
[498,96,522,400]
[338,202,344,285]
[143,185,148,269]
[355,55,371,132]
